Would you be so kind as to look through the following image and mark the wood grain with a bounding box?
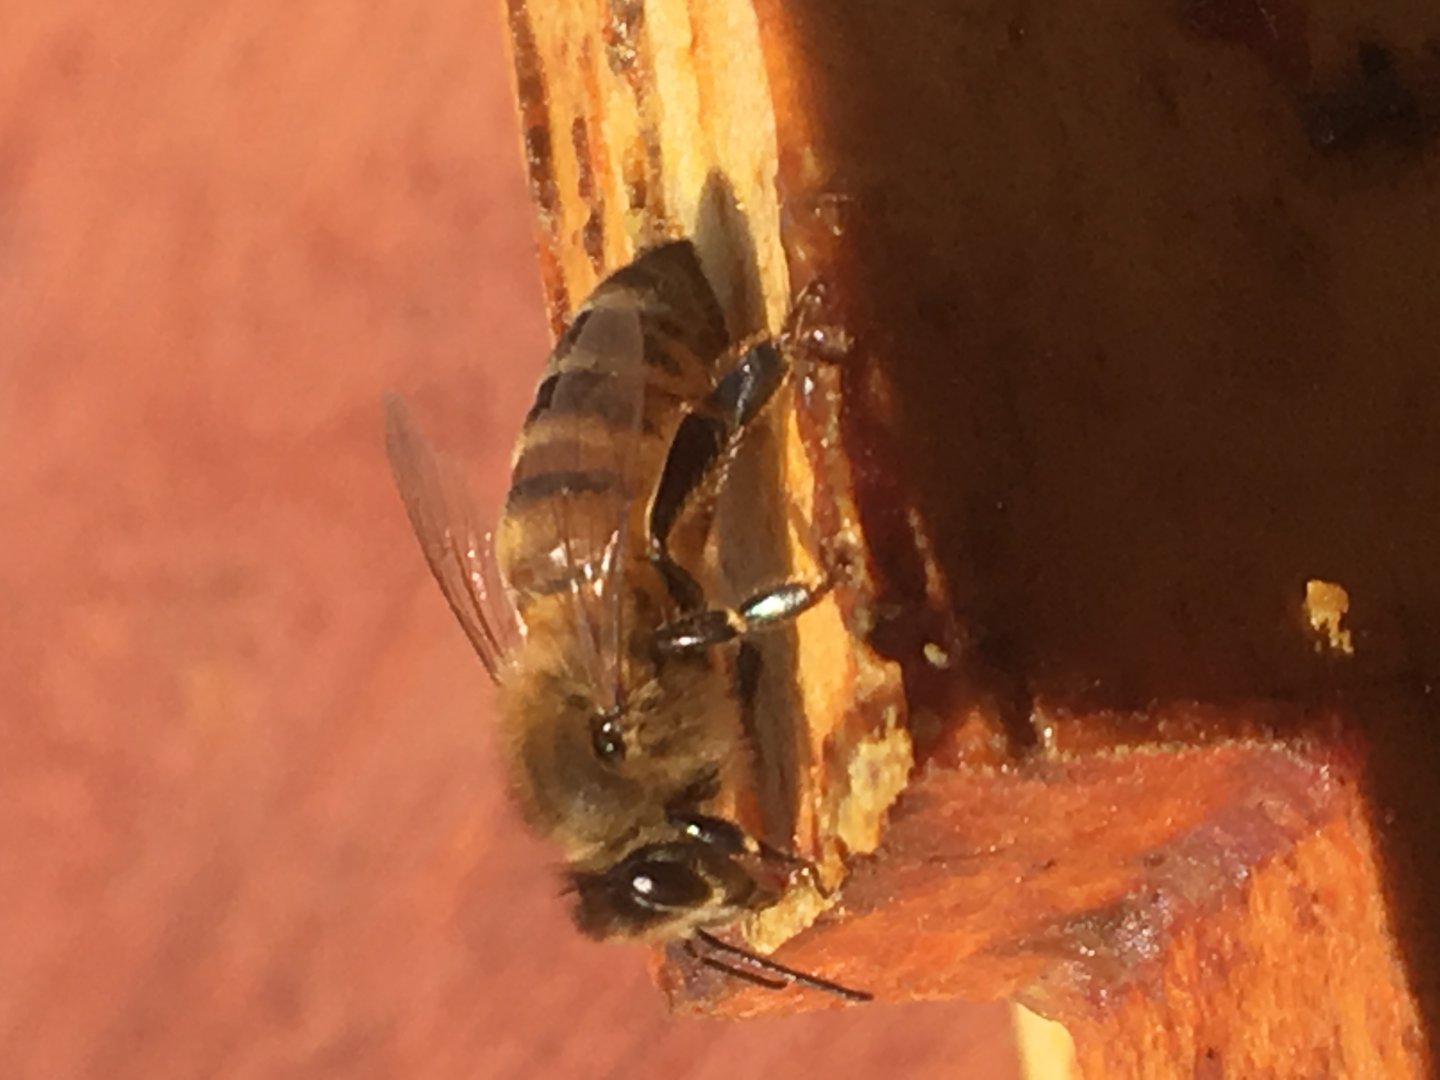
[500,0,1440,1073]
[0,1,1018,1077]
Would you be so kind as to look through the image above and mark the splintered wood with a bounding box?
[503,0,1439,1074]
[501,0,913,994]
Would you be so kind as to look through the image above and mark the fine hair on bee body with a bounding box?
[385,239,869,1003]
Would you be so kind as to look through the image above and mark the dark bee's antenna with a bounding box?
[691,929,873,1003]
[682,940,789,991]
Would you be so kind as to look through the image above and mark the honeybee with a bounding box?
[386,239,868,1001]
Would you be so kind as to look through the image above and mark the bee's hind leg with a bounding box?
[649,338,789,561]
[653,273,853,552]
[649,299,846,652]
[648,336,793,617]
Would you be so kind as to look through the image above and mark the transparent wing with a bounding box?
[547,303,648,711]
[384,394,519,682]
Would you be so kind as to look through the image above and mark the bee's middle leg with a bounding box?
[655,579,830,653]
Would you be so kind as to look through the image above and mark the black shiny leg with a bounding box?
[649,340,788,561]
[655,579,829,655]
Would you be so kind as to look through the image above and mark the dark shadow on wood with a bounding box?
[777,0,1440,1045]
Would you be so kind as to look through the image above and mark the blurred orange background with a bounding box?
[0,3,1018,1076]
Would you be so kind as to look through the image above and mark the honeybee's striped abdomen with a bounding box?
[498,240,729,614]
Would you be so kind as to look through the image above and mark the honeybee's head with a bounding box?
[567,828,777,941]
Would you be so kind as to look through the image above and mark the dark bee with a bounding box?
[386,240,867,1000]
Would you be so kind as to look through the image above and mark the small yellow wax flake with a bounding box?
[1304,579,1354,656]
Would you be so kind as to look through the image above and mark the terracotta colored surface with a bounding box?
[679,730,1422,1069]
[0,3,1018,1077]
[642,0,1439,1067]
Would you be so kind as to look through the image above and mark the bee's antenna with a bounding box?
[683,940,788,991]
[692,929,873,1003]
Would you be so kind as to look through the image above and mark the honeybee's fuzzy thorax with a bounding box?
[495,649,742,866]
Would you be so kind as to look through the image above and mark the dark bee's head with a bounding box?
[568,831,776,941]
[569,820,877,1003]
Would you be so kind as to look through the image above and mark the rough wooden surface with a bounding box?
[0,2,1021,1077]
[501,0,1440,1073]
[506,0,924,975]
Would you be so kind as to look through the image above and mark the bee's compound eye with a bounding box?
[628,860,711,912]
[674,814,747,854]
[589,713,626,763]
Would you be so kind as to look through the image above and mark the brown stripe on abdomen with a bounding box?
[510,411,670,484]
[497,482,635,603]
[596,243,728,363]
[506,468,623,511]
[523,370,638,430]
[504,548,672,632]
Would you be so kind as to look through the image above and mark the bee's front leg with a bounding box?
[778,277,853,364]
